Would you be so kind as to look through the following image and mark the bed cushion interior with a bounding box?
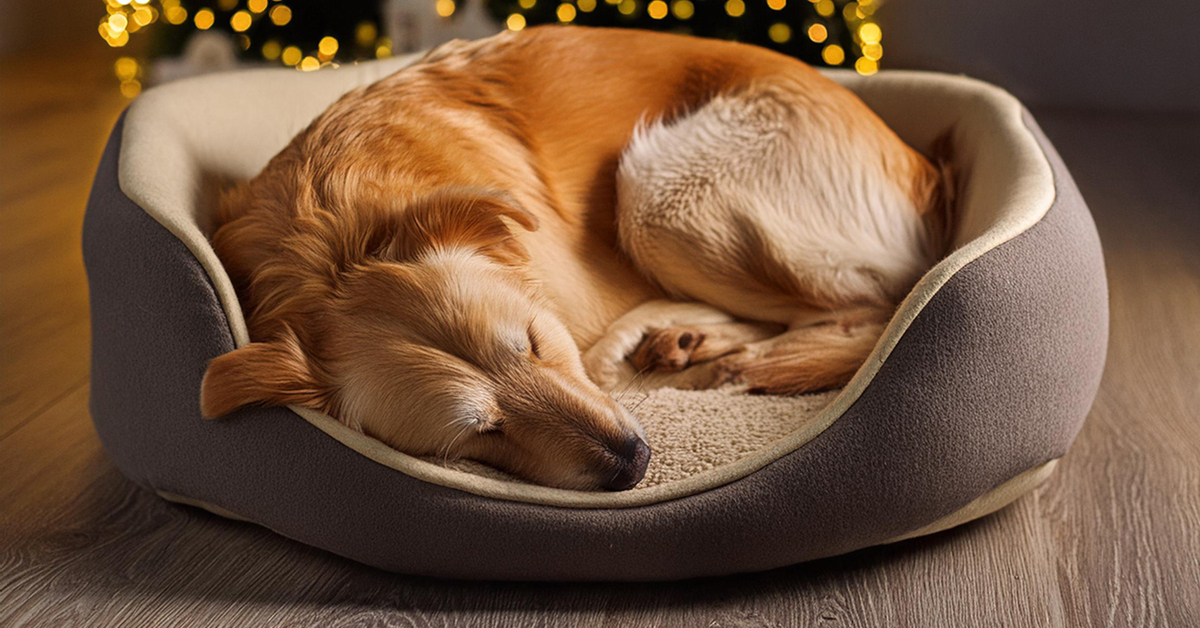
[116,53,1054,506]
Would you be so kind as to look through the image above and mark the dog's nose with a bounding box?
[602,435,651,491]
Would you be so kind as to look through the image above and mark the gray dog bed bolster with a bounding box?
[83,57,1107,581]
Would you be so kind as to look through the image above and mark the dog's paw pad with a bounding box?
[629,327,707,373]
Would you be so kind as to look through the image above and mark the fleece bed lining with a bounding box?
[116,56,1056,508]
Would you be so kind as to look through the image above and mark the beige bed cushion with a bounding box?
[117,54,1053,508]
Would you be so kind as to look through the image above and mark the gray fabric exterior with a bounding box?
[83,110,1107,581]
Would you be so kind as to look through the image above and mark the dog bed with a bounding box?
[83,53,1107,581]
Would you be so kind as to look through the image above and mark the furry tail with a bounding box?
[922,128,958,258]
[739,316,887,396]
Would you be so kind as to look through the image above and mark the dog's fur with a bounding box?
[201,27,953,490]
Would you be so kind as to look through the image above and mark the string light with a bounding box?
[855,57,878,75]
[767,0,786,9]
[519,0,537,8]
[318,36,339,59]
[506,13,526,30]
[671,0,693,18]
[194,8,214,30]
[269,4,291,26]
[230,10,252,32]
[617,0,636,15]
[436,0,457,17]
[814,0,834,17]
[858,22,881,44]
[281,45,302,66]
[724,0,745,17]
[647,0,668,19]
[861,42,882,60]
[578,0,597,11]
[821,43,844,65]
[248,0,268,13]
[807,23,827,42]
[356,22,378,47]
[768,23,791,43]
[262,39,282,60]
[299,55,320,71]
[164,6,187,25]
[557,3,577,21]
[376,37,393,58]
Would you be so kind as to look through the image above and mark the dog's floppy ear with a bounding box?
[200,334,325,418]
[384,187,539,266]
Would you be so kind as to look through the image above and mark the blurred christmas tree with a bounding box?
[484,0,883,73]
[99,0,882,98]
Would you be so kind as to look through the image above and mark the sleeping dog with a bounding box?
[201,26,953,491]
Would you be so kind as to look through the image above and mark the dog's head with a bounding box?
[202,188,649,491]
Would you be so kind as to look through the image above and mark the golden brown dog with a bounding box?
[200,26,952,490]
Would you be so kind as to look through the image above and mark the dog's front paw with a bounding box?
[629,327,707,373]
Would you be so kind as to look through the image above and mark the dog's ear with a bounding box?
[383,187,540,266]
[200,335,325,418]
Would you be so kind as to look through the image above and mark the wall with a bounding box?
[879,0,1199,113]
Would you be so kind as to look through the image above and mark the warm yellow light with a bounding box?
[116,0,132,4]
[269,5,292,26]
[814,0,834,17]
[218,0,236,10]
[647,0,667,19]
[855,57,878,75]
[436,0,457,17]
[194,8,215,29]
[356,22,378,47]
[132,7,154,26]
[617,0,636,14]
[281,45,302,66]
[557,3,577,21]
[230,10,252,32]
[318,36,339,59]
[578,0,596,11]
[374,38,393,58]
[807,23,827,42]
[165,6,187,25]
[842,2,858,21]
[236,34,251,50]
[768,22,791,43]
[262,39,282,60]
[114,56,138,79]
[299,56,320,72]
[119,79,141,98]
[519,0,536,8]
[107,13,128,33]
[861,42,882,60]
[821,43,845,65]
[248,0,268,13]
[859,22,881,44]
[671,0,693,18]
[506,13,526,30]
[724,0,744,17]
[766,0,785,9]
[105,30,130,47]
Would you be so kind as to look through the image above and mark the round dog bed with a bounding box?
[83,53,1107,581]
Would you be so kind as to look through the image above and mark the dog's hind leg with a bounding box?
[582,300,779,392]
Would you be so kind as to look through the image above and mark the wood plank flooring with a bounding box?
[1,48,1198,626]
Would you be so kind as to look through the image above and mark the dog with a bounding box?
[200,26,953,491]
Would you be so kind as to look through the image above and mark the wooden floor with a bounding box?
[2,48,1198,627]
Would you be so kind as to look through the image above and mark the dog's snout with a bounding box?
[602,435,651,491]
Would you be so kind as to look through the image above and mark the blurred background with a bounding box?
[0,0,1195,109]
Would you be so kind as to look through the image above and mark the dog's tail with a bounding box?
[740,314,888,396]
[921,128,958,259]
